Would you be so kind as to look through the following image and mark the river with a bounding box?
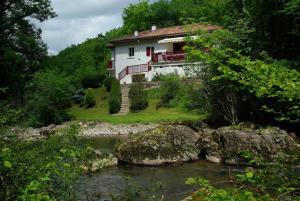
[76,136,237,201]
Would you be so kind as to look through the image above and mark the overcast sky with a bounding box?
[35,0,140,55]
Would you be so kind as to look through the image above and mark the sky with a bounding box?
[35,0,140,55]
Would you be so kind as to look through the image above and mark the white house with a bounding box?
[107,24,220,84]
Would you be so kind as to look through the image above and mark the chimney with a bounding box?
[151,25,157,31]
[134,31,139,37]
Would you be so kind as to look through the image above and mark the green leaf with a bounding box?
[246,171,254,179]
[4,161,12,168]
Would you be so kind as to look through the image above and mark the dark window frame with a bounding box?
[129,47,134,57]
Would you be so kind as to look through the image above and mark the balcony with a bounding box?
[119,63,151,80]
[151,51,185,64]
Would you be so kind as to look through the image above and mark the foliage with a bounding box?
[186,151,300,201]
[121,0,300,60]
[0,103,23,128]
[122,0,229,33]
[215,54,300,123]
[84,88,96,108]
[0,0,56,102]
[186,177,272,201]
[123,0,152,33]
[44,36,110,88]
[154,75,206,113]
[185,29,300,125]
[235,151,300,200]
[0,125,93,201]
[80,72,106,89]
[24,70,73,127]
[129,83,148,112]
[103,77,116,92]
[108,79,122,114]
[157,74,181,108]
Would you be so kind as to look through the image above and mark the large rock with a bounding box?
[198,126,297,164]
[115,125,200,165]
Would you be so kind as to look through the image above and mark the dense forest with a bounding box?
[0,0,300,200]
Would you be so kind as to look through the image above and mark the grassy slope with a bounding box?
[68,88,204,124]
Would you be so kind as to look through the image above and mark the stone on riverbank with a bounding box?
[198,126,297,164]
[115,125,200,165]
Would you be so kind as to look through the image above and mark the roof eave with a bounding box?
[110,33,187,45]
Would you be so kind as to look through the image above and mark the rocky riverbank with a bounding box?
[6,121,160,140]
[115,124,299,166]
[5,121,299,167]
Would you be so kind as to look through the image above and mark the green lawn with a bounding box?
[68,87,204,124]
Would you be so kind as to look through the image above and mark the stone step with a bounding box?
[114,85,131,115]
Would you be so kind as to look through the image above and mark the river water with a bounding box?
[76,136,236,201]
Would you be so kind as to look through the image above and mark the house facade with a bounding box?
[107,24,220,84]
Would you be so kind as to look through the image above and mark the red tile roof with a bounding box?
[110,23,221,45]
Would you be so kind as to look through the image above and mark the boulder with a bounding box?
[198,126,297,164]
[115,123,297,166]
[115,125,200,165]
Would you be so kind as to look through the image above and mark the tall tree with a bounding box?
[0,0,56,103]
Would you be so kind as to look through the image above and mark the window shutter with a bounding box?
[146,47,151,56]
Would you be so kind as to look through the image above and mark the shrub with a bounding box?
[151,73,163,81]
[129,83,148,112]
[103,77,115,92]
[84,88,96,108]
[158,74,181,107]
[0,125,93,201]
[81,72,106,89]
[108,79,122,114]
[25,70,73,127]
[0,103,23,128]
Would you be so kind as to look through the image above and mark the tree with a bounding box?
[0,0,56,103]
[25,70,73,127]
[185,29,300,125]
[122,0,152,33]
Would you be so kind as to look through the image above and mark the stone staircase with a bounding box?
[114,85,129,116]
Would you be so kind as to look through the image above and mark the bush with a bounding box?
[108,79,122,114]
[81,72,106,89]
[0,125,93,201]
[158,74,181,107]
[25,70,73,127]
[103,77,115,92]
[0,103,23,128]
[84,88,96,108]
[129,83,148,112]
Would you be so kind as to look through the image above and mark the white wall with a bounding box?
[114,40,171,76]
[113,40,185,84]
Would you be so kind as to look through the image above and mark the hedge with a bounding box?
[84,88,96,108]
[108,79,122,114]
[129,83,148,112]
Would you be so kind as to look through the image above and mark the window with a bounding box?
[146,46,155,57]
[129,47,134,57]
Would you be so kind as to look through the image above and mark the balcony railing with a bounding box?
[119,63,151,80]
[152,51,185,63]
